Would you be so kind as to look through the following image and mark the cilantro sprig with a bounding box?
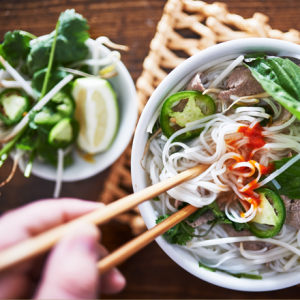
[0,30,31,68]
[156,201,249,246]
[27,9,89,75]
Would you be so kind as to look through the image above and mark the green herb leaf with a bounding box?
[156,215,194,246]
[231,221,250,231]
[36,139,73,167]
[32,68,68,96]
[265,156,300,198]
[27,9,89,75]
[16,129,39,151]
[39,20,60,100]
[156,199,251,247]
[245,56,300,120]
[198,262,262,280]
[0,30,30,67]
[244,52,267,62]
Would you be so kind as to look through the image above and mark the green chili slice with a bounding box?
[0,89,30,125]
[249,188,286,238]
[160,91,216,142]
[34,92,75,126]
[48,118,79,149]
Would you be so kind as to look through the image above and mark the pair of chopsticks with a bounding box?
[0,164,209,274]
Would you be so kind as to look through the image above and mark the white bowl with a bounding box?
[131,38,300,291]
[27,43,137,182]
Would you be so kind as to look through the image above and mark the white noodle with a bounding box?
[0,57,37,100]
[210,55,244,88]
[53,149,64,198]
[271,179,281,190]
[0,80,32,88]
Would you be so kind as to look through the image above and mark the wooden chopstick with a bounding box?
[97,204,198,274]
[0,164,209,272]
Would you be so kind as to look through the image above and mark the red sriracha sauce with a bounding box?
[259,162,275,175]
[227,124,274,209]
[238,123,266,149]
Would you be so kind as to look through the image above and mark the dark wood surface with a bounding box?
[1,0,300,298]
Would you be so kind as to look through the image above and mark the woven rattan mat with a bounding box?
[97,0,300,235]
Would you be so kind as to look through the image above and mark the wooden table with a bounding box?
[1,0,300,298]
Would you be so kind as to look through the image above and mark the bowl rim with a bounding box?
[27,42,137,182]
[131,38,300,291]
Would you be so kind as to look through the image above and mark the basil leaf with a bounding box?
[245,57,300,120]
[266,156,300,199]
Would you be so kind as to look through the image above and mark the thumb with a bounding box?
[35,224,100,299]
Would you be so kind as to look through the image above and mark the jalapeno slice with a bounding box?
[160,91,216,142]
[48,118,79,148]
[34,92,75,126]
[249,188,286,238]
[0,89,30,125]
[51,91,75,117]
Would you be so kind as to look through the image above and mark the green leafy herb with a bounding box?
[244,56,300,120]
[231,221,250,231]
[16,128,39,151]
[39,20,60,100]
[244,52,267,63]
[198,262,262,280]
[156,215,194,246]
[0,30,31,67]
[156,200,250,246]
[36,141,73,167]
[153,196,160,201]
[32,68,68,96]
[187,201,241,229]
[265,156,300,199]
[27,9,89,75]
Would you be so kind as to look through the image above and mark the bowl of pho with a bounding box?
[132,38,300,291]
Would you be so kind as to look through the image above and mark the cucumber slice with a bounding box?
[72,77,119,154]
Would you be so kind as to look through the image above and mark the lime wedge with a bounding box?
[72,78,119,154]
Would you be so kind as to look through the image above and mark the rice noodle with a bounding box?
[210,55,244,88]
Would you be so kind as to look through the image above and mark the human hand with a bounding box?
[0,199,126,299]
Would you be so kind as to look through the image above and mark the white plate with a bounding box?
[21,41,137,182]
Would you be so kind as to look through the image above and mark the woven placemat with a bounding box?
[97,0,300,235]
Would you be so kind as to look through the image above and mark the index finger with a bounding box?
[0,199,103,250]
